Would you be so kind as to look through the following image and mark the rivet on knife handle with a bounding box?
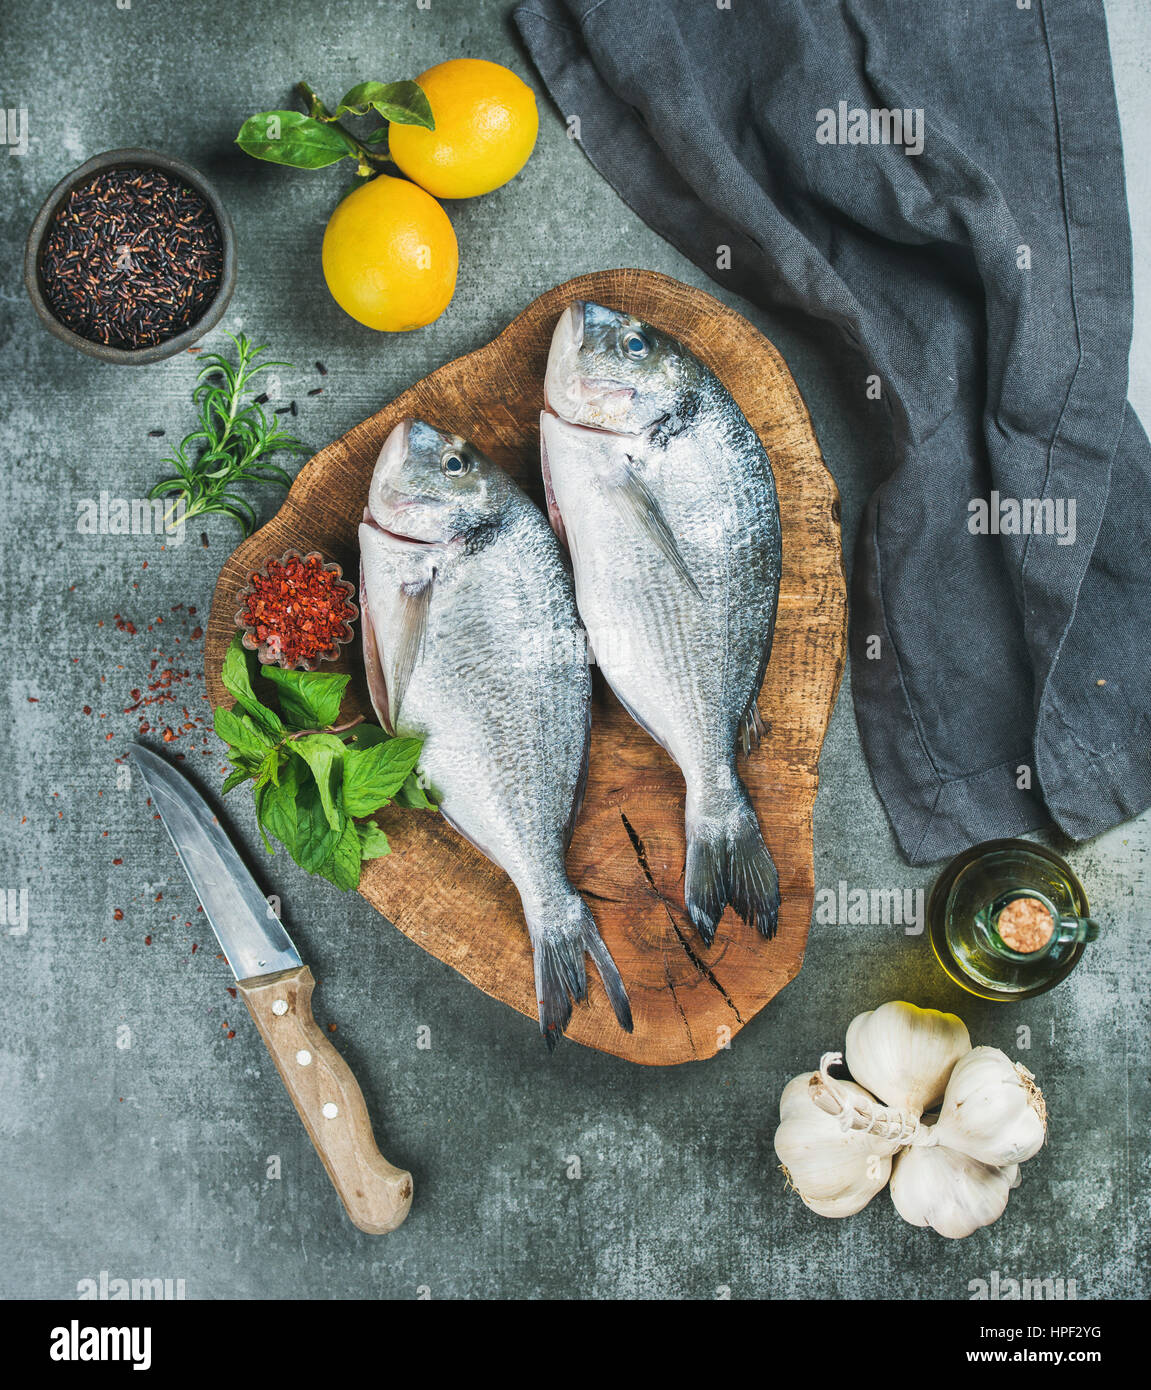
[238,964,413,1235]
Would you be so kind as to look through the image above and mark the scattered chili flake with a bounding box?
[82,706,92,715]
[162,727,176,742]
[27,696,39,703]
[191,943,199,953]
[227,1029,235,1039]
[328,1023,338,1033]
[307,387,323,396]
[113,908,124,921]
[144,935,152,946]
[227,986,237,999]
[238,552,356,667]
[190,626,202,640]
[112,857,123,865]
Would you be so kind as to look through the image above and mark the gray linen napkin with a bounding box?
[515,0,1151,864]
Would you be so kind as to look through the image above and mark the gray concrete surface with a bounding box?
[1,0,1147,1300]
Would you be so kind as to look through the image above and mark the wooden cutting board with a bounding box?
[207,269,846,1065]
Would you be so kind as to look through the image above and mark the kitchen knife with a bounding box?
[128,743,412,1235]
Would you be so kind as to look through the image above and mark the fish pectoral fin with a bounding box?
[359,565,393,734]
[610,461,701,597]
[390,569,435,726]
[739,701,766,755]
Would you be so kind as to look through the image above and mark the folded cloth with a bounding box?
[515,0,1151,864]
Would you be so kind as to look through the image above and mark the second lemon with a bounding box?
[321,174,458,332]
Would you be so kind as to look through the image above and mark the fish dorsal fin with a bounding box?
[389,569,436,727]
[609,459,701,597]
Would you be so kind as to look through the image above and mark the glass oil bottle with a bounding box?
[927,839,1099,1002]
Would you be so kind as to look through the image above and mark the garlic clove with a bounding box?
[779,1072,818,1122]
[774,1067,900,1217]
[890,1143,1018,1238]
[930,1046,1047,1167]
[845,1001,971,1114]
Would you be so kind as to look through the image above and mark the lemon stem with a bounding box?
[296,81,395,178]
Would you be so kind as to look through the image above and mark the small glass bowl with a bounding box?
[234,549,358,671]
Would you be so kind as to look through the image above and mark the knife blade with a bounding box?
[129,743,412,1235]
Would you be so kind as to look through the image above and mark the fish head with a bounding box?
[365,418,509,544]
[544,300,702,437]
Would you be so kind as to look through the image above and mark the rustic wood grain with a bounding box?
[207,269,847,1066]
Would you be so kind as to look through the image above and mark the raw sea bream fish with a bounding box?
[358,419,633,1047]
[541,301,783,945]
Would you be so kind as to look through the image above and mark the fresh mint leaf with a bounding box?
[342,737,422,816]
[290,733,348,831]
[314,815,364,891]
[221,635,285,739]
[394,769,437,811]
[261,665,350,731]
[266,764,346,875]
[236,111,358,168]
[221,766,251,796]
[357,821,391,860]
[335,81,435,130]
[213,704,274,761]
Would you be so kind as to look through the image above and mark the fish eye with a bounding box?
[622,330,649,359]
[441,452,470,478]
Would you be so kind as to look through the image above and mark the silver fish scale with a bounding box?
[366,494,590,911]
[557,378,780,795]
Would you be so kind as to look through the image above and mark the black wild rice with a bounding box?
[40,167,223,350]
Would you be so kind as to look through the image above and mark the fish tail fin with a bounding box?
[685,776,780,946]
[529,894,633,1051]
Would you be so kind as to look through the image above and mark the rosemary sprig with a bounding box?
[149,334,306,535]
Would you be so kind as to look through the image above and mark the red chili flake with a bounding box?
[328,1023,338,1033]
[162,727,176,742]
[82,705,92,715]
[227,1030,235,1039]
[27,697,39,703]
[239,553,356,666]
[190,626,202,640]
[227,986,237,999]
[154,893,163,902]
[188,606,197,615]
[144,935,152,945]
[112,857,123,865]
[191,942,199,953]
[113,908,124,921]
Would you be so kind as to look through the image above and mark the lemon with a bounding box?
[390,58,539,200]
[321,174,458,332]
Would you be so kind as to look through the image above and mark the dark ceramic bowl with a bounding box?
[24,147,236,365]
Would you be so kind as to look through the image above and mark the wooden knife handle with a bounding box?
[238,965,412,1234]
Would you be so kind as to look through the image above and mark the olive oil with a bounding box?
[927,839,1098,1001]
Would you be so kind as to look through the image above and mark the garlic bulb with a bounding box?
[774,1060,901,1217]
[929,1046,1047,1166]
[845,1001,971,1113]
[890,1143,1020,1239]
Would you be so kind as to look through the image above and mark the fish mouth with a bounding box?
[361,507,443,547]
[545,301,640,436]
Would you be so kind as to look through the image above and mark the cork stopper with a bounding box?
[996,896,1055,954]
